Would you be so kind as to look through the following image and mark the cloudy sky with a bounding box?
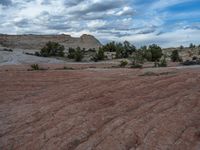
[0,0,200,47]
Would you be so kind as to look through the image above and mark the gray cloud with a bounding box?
[0,0,12,6]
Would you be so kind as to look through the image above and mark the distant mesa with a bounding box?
[0,34,102,50]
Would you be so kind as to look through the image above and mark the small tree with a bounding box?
[92,47,105,62]
[148,44,162,61]
[131,51,144,68]
[120,60,128,67]
[171,50,181,62]
[158,56,167,67]
[40,41,65,57]
[180,45,184,49]
[74,47,84,62]
[189,43,195,49]
[68,47,76,59]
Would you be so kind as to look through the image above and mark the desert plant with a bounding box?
[68,47,76,59]
[40,41,65,57]
[120,60,128,67]
[180,45,184,49]
[30,64,39,70]
[35,51,40,56]
[92,47,105,62]
[131,52,144,68]
[158,56,167,67]
[171,50,181,62]
[148,44,163,61]
[74,47,84,62]
[192,56,198,60]
[189,43,196,49]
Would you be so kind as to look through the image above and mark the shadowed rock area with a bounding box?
[0,34,102,50]
[0,67,200,150]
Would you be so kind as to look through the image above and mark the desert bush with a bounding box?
[120,60,128,67]
[2,48,13,52]
[158,56,167,67]
[192,56,198,60]
[171,50,181,62]
[189,43,196,49]
[35,51,40,56]
[102,41,136,58]
[131,52,144,68]
[40,41,65,57]
[148,44,163,61]
[92,48,105,62]
[182,60,196,66]
[180,45,184,49]
[74,47,84,62]
[30,64,39,70]
[68,47,76,59]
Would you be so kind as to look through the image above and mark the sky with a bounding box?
[0,0,200,47]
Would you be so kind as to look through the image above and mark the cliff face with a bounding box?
[0,34,102,50]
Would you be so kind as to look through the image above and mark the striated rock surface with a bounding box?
[0,34,102,50]
[0,67,200,150]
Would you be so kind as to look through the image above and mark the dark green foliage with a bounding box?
[180,45,184,49]
[131,51,144,68]
[35,51,40,56]
[68,47,76,59]
[40,41,65,57]
[123,41,136,56]
[148,44,162,61]
[102,41,136,58]
[139,46,152,61]
[2,48,13,52]
[92,47,105,62]
[192,56,198,60]
[120,60,128,67]
[31,64,39,70]
[189,43,196,49]
[74,47,84,62]
[171,50,181,62]
[158,56,167,67]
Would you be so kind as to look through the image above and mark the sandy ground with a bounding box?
[0,65,200,150]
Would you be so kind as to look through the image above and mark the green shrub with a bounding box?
[120,60,128,67]
[148,44,163,61]
[92,48,105,62]
[158,57,167,67]
[131,52,144,68]
[35,51,40,56]
[30,64,39,70]
[74,47,84,62]
[40,41,65,57]
[68,48,76,59]
[131,64,143,68]
[180,45,184,49]
[171,50,181,62]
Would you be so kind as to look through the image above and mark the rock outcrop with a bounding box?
[0,34,102,50]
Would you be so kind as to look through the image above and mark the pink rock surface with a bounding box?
[0,67,200,150]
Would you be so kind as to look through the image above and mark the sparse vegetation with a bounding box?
[171,50,181,62]
[148,44,163,62]
[120,60,128,67]
[92,47,105,62]
[189,43,196,49]
[1,48,13,52]
[131,51,144,68]
[67,48,76,59]
[74,47,84,62]
[30,64,39,70]
[180,45,184,49]
[158,56,167,67]
[40,41,65,57]
[101,41,136,58]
